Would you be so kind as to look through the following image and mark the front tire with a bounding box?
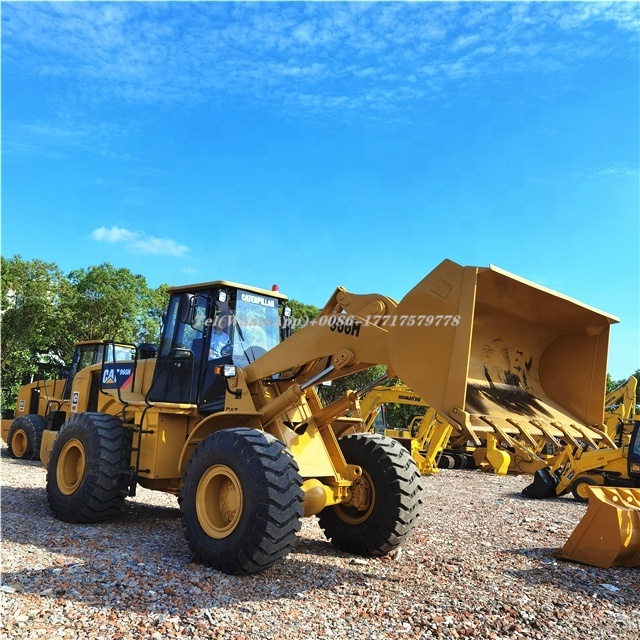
[179,428,303,575]
[46,412,132,522]
[319,434,423,556]
[570,476,601,502]
[8,414,48,460]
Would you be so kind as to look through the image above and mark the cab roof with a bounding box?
[167,280,288,302]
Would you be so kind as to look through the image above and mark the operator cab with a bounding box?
[62,341,136,400]
[148,281,289,412]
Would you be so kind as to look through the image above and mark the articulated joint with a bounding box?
[301,471,361,517]
[301,479,336,517]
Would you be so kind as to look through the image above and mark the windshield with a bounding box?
[231,290,281,365]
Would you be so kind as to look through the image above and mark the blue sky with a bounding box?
[2,1,639,379]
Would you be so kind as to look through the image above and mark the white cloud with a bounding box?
[91,226,190,258]
[2,1,638,121]
[591,165,640,178]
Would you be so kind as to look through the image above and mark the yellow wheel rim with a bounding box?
[12,429,28,458]
[335,471,375,525]
[576,480,595,500]
[57,438,86,495]
[196,465,243,539]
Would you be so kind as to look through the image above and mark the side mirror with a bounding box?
[179,294,196,325]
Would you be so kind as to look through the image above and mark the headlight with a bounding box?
[213,364,237,378]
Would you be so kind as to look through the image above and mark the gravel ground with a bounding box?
[1,442,639,640]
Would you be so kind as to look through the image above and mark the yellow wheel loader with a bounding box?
[522,420,640,501]
[1,341,153,460]
[33,260,619,575]
[512,376,637,487]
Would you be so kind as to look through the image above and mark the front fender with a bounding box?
[178,411,263,474]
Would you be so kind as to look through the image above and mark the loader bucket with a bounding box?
[522,467,559,499]
[558,487,640,568]
[388,260,619,435]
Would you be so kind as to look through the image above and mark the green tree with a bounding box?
[383,400,428,431]
[66,263,165,344]
[1,257,168,413]
[606,373,625,394]
[1,256,72,412]
[287,299,320,332]
[318,366,388,404]
[139,284,169,344]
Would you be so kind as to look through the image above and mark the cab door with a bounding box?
[148,293,211,404]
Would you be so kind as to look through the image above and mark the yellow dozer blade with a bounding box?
[387,260,619,449]
[557,487,640,568]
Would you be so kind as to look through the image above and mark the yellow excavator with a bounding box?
[521,382,640,567]
[357,382,616,477]
[604,375,638,439]
[490,377,640,473]
[2,259,628,574]
[357,383,455,474]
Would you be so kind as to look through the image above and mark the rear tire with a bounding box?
[438,453,456,469]
[570,476,601,503]
[8,414,48,460]
[46,412,132,522]
[319,434,423,556]
[179,428,303,575]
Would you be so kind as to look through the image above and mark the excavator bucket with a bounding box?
[387,260,619,443]
[558,487,640,568]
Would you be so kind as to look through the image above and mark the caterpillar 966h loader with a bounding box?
[34,260,619,575]
[1,341,154,460]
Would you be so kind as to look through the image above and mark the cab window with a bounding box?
[232,291,280,366]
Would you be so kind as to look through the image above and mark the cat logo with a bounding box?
[71,391,80,413]
[103,369,116,385]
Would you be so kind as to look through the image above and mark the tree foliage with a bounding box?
[1,256,72,411]
[1,256,167,413]
[287,299,321,333]
[66,263,165,344]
